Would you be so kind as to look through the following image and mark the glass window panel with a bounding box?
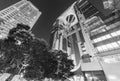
[116,30,120,35]
[93,39,98,43]
[99,29,103,33]
[105,44,114,50]
[93,35,109,43]
[111,42,119,48]
[101,36,107,40]
[97,37,103,42]
[101,28,106,32]
[111,32,117,37]
[97,46,103,52]
[105,34,111,39]
[101,45,108,51]
[117,41,120,44]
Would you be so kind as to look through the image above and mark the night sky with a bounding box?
[0,0,76,42]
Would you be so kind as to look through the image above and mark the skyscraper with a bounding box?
[0,0,41,39]
[50,0,120,81]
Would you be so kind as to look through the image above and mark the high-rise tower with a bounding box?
[0,0,41,39]
[50,0,120,81]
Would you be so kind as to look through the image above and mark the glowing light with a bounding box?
[85,74,90,77]
[92,76,98,79]
[108,75,117,80]
[0,35,3,39]
[104,57,117,63]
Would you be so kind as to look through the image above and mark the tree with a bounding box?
[0,24,75,81]
[0,24,34,81]
[23,38,49,81]
[47,50,75,81]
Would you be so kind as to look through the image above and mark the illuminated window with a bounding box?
[93,34,111,43]
[96,42,119,52]
[93,39,98,43]
[105,34,111,39]
[101,36,107,40]
[97,46,104,52]
[101,28,106,32]
[101,45,108,51]
[117,41,120,44]
[116,30,120,35]
[105,44,114,50]
[93,30,120,44]
[97,37,103,42]
[111,42,119,48]
[111,32,117,37]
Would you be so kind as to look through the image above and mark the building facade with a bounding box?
[0,0,41,39]
[50,0,120,81]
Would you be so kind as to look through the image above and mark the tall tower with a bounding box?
[50,0,120,81]
[0,0,41,39]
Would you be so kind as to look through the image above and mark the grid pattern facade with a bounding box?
[0,0,41,39]
[51,0,120,81]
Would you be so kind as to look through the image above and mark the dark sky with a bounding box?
[0,0,76,42]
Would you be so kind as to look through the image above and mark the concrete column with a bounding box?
[78,14,97,57]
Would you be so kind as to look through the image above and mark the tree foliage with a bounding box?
[0,24,33,81]
[48,50,75,80]
[0,24,75,81]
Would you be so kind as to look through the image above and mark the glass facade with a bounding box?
[52,0,120,80]
[90,15,120,53]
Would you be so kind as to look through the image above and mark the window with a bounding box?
[93,37,102,43]
[93,32,120,43]
[96,38,101,42]
[105,44,113,50]
[97,46,103,52]
[101,36,107,40]
[111,32,117,37]
[101,28,106,32]
[93,39,98,43]
[96,42,120,52]
[116,30,120,35]
[111,42,119,48]
[105,34,111,39]
[117,41,120,45]
[101,45,108,51]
